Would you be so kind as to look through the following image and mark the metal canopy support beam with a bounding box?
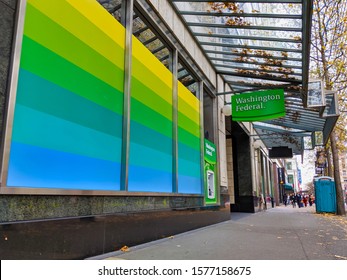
[200,41,303,53]
[301,0,313,104]
[186,22,302,32]
[210,57,302,70]
[264,120,323,132]
[205,50,303,62]
[181,11,302,19]
[253,123,310,133]
[224,80,292,88]
[196,32,302,43]
[214,64,302,77]
[219,70,302,83]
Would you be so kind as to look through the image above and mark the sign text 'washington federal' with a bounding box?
[231,89,285,121]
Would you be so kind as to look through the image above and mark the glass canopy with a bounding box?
[170,0,338,154]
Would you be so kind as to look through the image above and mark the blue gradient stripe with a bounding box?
[7,142,121,190]
[128,165,172,192]
[129,140,172,172]
[178,175,202,194]
[178,157,201,178]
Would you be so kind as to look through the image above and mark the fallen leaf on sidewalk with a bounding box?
[168,236,175,239]
[335,255,347,260]
[120,245,129,252]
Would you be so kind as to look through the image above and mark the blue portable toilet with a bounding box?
[314,176,336,213]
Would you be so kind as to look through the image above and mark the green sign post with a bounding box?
[232,89,285,121]
[204,139,217,205]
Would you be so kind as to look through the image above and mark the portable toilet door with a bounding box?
[314,176,337,213]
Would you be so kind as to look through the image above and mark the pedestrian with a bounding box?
[259,194,264,211]
[283,193,288,206]
[296,193,302,208]
[290,193,296,208]
[303,195,308,207]
[308,194,313,206]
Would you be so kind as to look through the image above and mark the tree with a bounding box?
[310,0,347,215]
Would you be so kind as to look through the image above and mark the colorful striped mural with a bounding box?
[6,0,202,194]
[177,82,202,194]
[128,37,173,192]
[7,0,125,190]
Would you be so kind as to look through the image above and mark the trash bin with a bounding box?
[314,176,336,213]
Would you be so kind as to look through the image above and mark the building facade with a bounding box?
[0,0,335,259]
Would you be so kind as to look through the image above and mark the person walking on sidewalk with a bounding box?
[283,193,288,206]
[296,193,302,208]
[308,194,314,206]
[290,193,296,208]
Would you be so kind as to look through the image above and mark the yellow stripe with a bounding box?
[66,0,125,47]
[28,0,125,69]
[132,37,173,92]
[178,82,200,113]
[132,38,172,104]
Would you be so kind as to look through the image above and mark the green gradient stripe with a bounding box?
[130,34,173,183]
[132,77,172,121]
[131,35,173,138]
[16,69,122,138]
[177,84,200,140]
[24,4,124,90]
[27,0,125,68]
[177,83,201,180]
[177,96,199,125]
[129,122,173,172]
[178,126,200,151]
[130,119,172,156]
[178,141,201,162]
[20,37,123,114]
[177,112,200,138]
[131,98,172,139]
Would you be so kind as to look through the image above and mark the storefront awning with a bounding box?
[283,184,294,191]
[170,0,339,155]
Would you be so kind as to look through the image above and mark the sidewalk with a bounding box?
[88,205,347,260]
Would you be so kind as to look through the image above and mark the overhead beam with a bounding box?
[181,11,302,19]
[218,70,302,83]
[200,41,302,53]
[214,64,302,77]
[194,32,302,43]
[210,57,302,70]
[205,50,303,62]
[186,22,302,32]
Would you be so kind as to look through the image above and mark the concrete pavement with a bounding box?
[88,205,347,260]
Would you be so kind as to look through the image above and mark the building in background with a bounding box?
[339,152,347,202]
[285,158,300,192]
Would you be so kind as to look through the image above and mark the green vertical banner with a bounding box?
[204,139,217,205]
